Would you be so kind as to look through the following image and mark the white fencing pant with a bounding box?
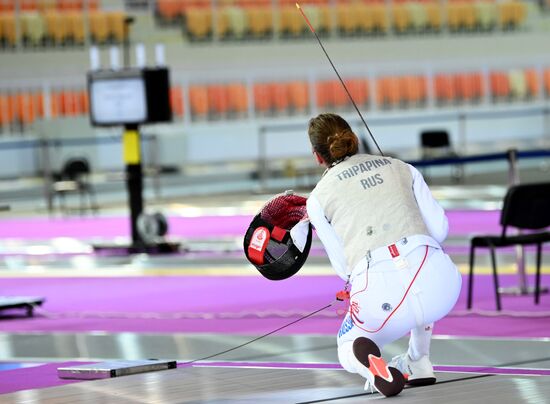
[337,244,462,374]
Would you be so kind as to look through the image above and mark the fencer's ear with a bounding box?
[313,150,326,167]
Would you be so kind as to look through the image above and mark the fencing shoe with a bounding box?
[389,353,436,386]
[351,337,405,397]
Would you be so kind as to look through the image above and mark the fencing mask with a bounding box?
[243,191,312,281]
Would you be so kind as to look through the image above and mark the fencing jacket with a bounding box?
[307,154,448,281]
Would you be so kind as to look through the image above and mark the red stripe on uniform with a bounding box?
[351,245,429,334]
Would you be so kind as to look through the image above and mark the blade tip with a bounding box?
[295,2,300,9]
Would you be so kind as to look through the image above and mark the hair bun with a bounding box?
[328,129,359,161]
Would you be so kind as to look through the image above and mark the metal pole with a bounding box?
[40,139,54,215]
[150,134,161,200]
[123,17,135,69]
[503,149,528,295]
[507,148,519,186]
[123,124,145,247]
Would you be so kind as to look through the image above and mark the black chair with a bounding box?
[420,130,463,182]
[52,157,98,215]
[467,182,550,311]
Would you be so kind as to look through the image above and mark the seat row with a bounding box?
[0,10,127,48]
[157,0,529,40]
[1,68,549,130]
[160,68,550,121]
[0,87,186,130]
[0,0,100,13]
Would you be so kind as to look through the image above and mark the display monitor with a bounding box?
[88,68,172,127]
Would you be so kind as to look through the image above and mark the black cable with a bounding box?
[297,3,384,157]
[182,301,335,365]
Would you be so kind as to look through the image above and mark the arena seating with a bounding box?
[171,0,530,41]
[0,0,99,12]
[434,72,484,105]
[0,67,548,131]
[0,0,534,49]
[0,8,126,48]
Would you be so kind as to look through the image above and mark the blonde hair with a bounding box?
[308,113,359,165]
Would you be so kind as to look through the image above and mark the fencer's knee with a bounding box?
[338,340,357,374]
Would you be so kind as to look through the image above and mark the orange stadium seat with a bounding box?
[434,74,456,104]
[498,1,526,29]
[0,95,7,130]
[418,76,428,103]
[106,11,126,43]
[88,0,99,10]
[0,0,15,13]
[189,85,209,119]
[14,92,32,126]
[344,78,369,107]
[37,0,55,12]
[280,5,305,37]
[48,91,59,118]
[185,7,212,40]
[207,84,229,118]
[392,3,411,34]
[157,0,182,23]
[0,93,15,129]
[227,83,248,116]
[459,2,476,31]
[425,1,442,32]
[387,77,401,107]
[57,0,82,11]
[544,69,550,97]
[60,90,79,116]
[337,3,358,35]
[454,73,474,102]
[315,80,331,110]
[89,11,109,44]
[288,81,309,114]
[21,0,38,12]
[351,3,373,34]
[45,10,70,44]
[78,89,88,114]
[216,6,231,39]
[65,12,84,44]
[524,69,538,98]
[400,76,413,105]
[376,77,388,107]
[270,82,290,114]
[470,72,484,100]
[33,91,45,118]
[404,75,426,106]
[0,13,17,47]
[377,77,401,108]
[170,86,184,117]
[317,4,332,34]
[329,79,348,109]
[253,83,271,115]
[490,71,510,100]
[246,6,273,38]
[447,2,461,32]
[371,4,389,34]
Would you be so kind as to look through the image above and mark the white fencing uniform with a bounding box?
[306,153,462,373]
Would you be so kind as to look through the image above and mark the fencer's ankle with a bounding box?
[407,351,420,362]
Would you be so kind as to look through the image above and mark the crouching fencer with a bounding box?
[305,113,462,397]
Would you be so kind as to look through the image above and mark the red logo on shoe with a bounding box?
[368,354,393,382]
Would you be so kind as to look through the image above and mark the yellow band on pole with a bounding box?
[123,130,141,165]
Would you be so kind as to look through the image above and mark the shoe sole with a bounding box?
[407,377,437,387]
[352,337,406,397]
